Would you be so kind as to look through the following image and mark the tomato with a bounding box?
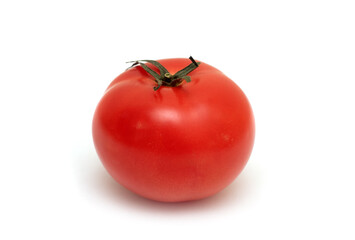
[92,57,255,202]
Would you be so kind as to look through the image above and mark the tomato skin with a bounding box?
[92,58,255,202]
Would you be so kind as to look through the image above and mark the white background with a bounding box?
[1,0,354,239]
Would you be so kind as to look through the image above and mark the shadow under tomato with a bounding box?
[75,150,254,215]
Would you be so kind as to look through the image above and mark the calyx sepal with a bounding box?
[127,56,200,90]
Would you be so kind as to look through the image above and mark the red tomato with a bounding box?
[92,58,255,202]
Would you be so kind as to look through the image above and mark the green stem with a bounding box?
[127,56,201,91]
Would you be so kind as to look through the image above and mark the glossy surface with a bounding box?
[92,58,255,202]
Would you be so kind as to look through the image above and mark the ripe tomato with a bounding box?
[92,57,255,202]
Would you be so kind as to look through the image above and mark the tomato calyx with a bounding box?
[127,56,201,91]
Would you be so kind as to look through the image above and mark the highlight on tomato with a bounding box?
[92,57,255,202]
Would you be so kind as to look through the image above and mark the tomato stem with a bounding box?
[127,56,200,90]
